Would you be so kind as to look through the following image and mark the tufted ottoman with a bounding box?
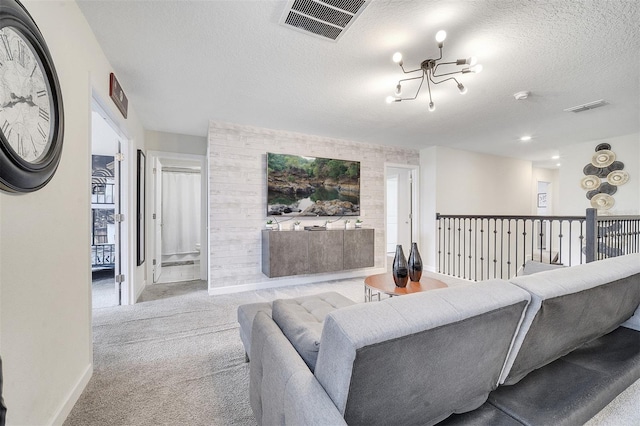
[237,292,355,361]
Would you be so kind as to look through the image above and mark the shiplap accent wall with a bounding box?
[208,121,419,294]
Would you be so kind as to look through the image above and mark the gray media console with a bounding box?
[261,229,374,278]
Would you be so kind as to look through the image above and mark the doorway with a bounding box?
[90,107,126,308]
[535,181,552,258]
[149,152,208,285]
[385,165,419,264]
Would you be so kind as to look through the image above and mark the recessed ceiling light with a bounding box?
[514,91,530,100]
[556,163,561,167]
[520,135,532,142]
[551,155,560,160]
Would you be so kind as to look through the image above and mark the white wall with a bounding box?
[145,130,207,156]
[208,121,419,294]
[432,147,533,215]
[557,133,640,216]
[420,146,533,271]
[0,1,145,424]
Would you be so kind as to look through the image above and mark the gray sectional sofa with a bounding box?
[238,253,640,425]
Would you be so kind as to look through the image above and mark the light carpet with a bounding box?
[65,275,639,425]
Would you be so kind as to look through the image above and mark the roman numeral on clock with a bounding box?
[39,108,49,121]
[36,90,47,98]
[17,41,26,68]
[37,123,46,139]
[31,136,38,158]
[1,120,9,134]
[1,35,12,60]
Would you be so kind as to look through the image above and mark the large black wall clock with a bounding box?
[0,0,64,193]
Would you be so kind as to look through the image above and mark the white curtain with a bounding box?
[162,170,201,255]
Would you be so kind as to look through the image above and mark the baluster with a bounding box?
[474,218,478,281]
[493,218,498,278]
[522,219,528,273]
[457,218,462,277]
[437,216,441,273]
[507,219,512,278]
[468,219,472,280]
[480,219,485,281]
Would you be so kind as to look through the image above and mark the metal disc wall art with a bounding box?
[580,175,600,191]
[581,144,628,211]
[590,193,615,210]
[591,150,615,168]
[607,170,629,186]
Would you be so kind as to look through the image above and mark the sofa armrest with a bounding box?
[284,370,347,426]
[251,311,345,426]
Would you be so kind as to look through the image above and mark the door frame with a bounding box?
[90,95,133,305]
[384,163,420,268]
[147,150,208,285]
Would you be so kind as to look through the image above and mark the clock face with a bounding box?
[0,26,53,164]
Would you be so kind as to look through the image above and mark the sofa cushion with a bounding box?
[314,280,531,426]
[489,326,640,426]
[272,292,355,371]
[501,253,640,385]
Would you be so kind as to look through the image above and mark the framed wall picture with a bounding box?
[137,150,146,265]
[537,193,547,208]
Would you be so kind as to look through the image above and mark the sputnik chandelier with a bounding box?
[386,30,483,111]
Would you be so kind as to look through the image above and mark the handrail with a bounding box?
[435,208,639,281]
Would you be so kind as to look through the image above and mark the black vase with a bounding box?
[392,245,409,288]
[408,243,423,282]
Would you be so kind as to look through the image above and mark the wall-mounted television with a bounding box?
[267,153,360,217]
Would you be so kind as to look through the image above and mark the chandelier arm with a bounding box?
[398,75,424,85]
[399,63,423,74]
[425,71,433,103]
[428,73,461,87]
[432,69,464,78]
[432,61,465,77]
[397,73,425,101]
[436,47,443,61]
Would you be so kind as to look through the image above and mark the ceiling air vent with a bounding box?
[563,99,608,113]
[280,0,369,42]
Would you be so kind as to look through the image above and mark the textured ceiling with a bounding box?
[77,0,640,168]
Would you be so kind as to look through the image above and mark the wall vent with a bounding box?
[280,0,369,42]
[563,99,608,113]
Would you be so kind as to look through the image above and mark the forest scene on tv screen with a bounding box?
[267,153,360,217]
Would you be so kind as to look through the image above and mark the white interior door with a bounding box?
[386,165,417,259]
[386,175,399,252]
[153,157,163,283]
[396,168,412,251]
[114,141,123,304]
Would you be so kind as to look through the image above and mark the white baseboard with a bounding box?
[50,363,92,426]
[135,279,146,303]
[208,267,387,295]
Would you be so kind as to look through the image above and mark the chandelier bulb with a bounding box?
[435,30,447,43]
[392,52,403,64]
[428,102,435,112]
[395,84,402,96]
[471,64,483,73]
[385,96,395,104]
[457,83,467,94]
[468,56,478,66]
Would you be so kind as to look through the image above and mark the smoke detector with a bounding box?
[513,91,530,100]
